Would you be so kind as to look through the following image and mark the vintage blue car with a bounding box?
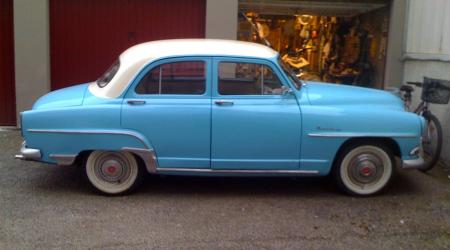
[16,39,425,196]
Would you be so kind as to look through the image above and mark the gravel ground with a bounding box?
[0,130,449,249]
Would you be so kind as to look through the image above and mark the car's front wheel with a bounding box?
[85,151,143,195]
[334,143,394,196]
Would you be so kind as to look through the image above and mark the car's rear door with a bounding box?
[122,57,212,169]
[211,57,302,170]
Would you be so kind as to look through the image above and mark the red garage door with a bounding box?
[0,0,16,126]
[50,0,206,90]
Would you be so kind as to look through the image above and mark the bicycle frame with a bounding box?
[400,78,446,172]
[414,101,426,115]
[404,94,429,117]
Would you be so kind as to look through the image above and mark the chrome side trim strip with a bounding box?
[308,133,418,138]
[156,168,320,175]
[27,129,149,148]
[122,147,158,173]
[50,154,77,166]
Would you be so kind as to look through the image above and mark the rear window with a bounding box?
[97,60,120,88]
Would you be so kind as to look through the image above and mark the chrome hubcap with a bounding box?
[348,154,383,186]
[94,153,131,184]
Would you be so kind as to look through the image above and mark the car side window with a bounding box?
[135,61,206,95]
[218,62,283,95]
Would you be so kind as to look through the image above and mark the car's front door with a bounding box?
[211,58,302,170]
[122,57,211,169]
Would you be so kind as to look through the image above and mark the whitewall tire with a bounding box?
[85,151,143,195]
[334,144,394,196]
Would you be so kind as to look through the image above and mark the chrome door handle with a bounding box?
[127,100,146,105]
[214,100,234,106]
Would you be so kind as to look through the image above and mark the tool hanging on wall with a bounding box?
[239,12,273,49]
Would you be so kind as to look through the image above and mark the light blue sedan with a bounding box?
[16,39,425,196]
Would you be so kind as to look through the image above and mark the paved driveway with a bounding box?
[0,130,449,249]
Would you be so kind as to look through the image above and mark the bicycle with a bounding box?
[399,77,450,172]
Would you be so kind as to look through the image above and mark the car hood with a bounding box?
[304,82,404,109]
[32,83,89,110]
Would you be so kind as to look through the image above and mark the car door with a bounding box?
[211,57,302,170]
[122,57,211,169]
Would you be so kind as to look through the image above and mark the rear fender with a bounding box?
[24,129,157,172]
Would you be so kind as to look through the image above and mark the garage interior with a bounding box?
[238,0,391,89]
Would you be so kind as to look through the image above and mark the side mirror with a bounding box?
[281,85,294,95]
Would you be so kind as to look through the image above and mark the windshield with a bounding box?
[97,60,120,88]
[278,58,302,90]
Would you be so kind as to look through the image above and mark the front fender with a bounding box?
[300,105,423,174]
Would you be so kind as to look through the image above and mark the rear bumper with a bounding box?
[15,142,41,161]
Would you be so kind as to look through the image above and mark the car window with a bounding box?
[136,61,206,95]
[218,62,283,95]
[97,60,120,88]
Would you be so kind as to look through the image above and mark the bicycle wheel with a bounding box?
[420,113,443,172]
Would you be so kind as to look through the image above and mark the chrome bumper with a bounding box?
[402,145,425,169]
[15,142,41,161]
[402,156,425,169]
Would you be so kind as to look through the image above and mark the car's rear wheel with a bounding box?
[334,143,394,196]
[85,151,143,195]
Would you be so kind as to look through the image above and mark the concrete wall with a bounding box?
[14,0,51,123]
[403,61,450,164]
[403,0,450,165]
[205,0,238,39]
[383,0,407,89]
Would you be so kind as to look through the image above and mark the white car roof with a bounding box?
[89,39,278,98]
[122,39,278,61]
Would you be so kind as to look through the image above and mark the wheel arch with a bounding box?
[332,137,401,169]
[75,147,158,174]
